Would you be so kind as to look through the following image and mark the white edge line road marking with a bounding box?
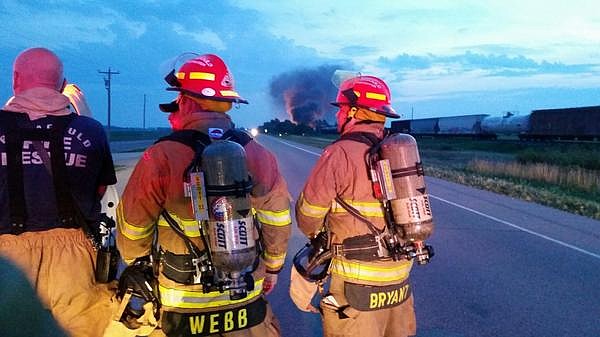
[271,138,322,156]
[430,195,600,260]
[271,136,600,260]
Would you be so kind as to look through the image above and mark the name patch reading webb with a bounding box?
[161,297,267,336]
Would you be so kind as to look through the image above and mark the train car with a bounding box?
[526,105,600,141]
[437,114,489,136]
[409,117,439,135]
[390,120,411,134]
[481,112,530,137]
[390,106,600,142]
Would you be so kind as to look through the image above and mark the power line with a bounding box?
[98,67,120,134]
[143,93,147,129]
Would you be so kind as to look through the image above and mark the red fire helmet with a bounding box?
[331,75,399,118]
[165,54,248,104]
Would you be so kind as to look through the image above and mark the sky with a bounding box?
[1,0,599,129]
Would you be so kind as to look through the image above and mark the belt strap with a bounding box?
[332,234,389,261]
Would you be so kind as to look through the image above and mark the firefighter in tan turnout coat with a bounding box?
[112,54,291,337]
[294,75,422,337]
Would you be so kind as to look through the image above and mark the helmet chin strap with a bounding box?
[339,107,358,133]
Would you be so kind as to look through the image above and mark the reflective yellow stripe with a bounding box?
[176,72,185,79]
[157,212,201,237]
[298,194,329,218]
[159,279,264,309]
[330,258,412,283]
[117,203,154,240]
[219,90,240,97]
[189,72,215,81]
[331,199,384,217]
[256,209,291,227]
[263,251,286,270]
[366,92,387,101]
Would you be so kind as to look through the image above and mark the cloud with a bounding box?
[0,1,146,49]
[172,24,227,51]
[378,51,597,76]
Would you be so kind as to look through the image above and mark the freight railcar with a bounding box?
[481,112,530,137]
[390,114,492,138]
[524,106,600,141]
[437,114,489,136]
[391,106,600,141]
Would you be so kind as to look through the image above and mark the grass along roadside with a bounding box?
[280,134,600,220]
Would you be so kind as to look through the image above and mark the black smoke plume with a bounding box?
[269,65,340,127]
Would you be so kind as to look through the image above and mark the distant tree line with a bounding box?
[257,119,337,135]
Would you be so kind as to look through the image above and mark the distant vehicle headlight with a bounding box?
[250,128,259,137]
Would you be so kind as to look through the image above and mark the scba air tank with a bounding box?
[201,140,256,282]
[378,133,434,242]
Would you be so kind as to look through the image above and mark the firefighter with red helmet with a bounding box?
[110,54,291,337]
[292,74,432,337]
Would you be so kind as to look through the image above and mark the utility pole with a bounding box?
[411,106,414,120]
[98,67,120,135]
[143,94,147,129]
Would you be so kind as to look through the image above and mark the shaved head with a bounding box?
[13,47,64,94]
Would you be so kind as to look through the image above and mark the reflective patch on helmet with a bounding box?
[190,72,216,81]
[365,92,387,101]
[208,128,224,139]
[220,90,240,97]
[202,88,216,96]
[212,197,233,221]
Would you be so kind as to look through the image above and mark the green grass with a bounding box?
[281,134,600,220]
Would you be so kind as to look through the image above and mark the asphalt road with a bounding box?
[112,135,600,337]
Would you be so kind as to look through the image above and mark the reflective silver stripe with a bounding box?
[330,257,412,282]
[256,208,291,226]
[262,251,286,270]
[117,204,154,240]
[331,199,384,217]
[159,278,264,309]
[157,212,201,237]
[297,194,329,218]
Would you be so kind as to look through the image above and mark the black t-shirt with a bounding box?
[0,113,116,232]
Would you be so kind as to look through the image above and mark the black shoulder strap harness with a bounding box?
[0,110,88,234]
[155,128,253,181]
[153,128,256,284]
[333,132,386,236]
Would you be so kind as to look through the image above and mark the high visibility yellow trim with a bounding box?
[219,90,240,97]
[366,92,387,101]
[189,72,215,81]
[176,72,185,79]
[157,212,201,237]
[330,258,412,283]
[331,199,384,217]
[298,195,330,218]
[256,209,291,227]
[262,251,286,270]
[117,203,154,240]
[159,279,264,309]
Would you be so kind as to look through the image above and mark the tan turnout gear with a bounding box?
[116,110,291,336]
[0,229,114,337]
[295,121,416,337]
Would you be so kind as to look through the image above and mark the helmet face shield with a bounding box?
[292,232,332,282]
[164,69,181,88]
